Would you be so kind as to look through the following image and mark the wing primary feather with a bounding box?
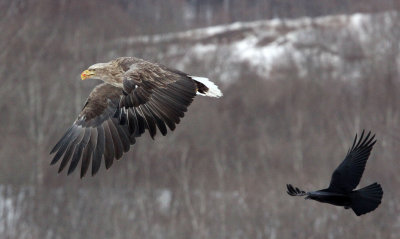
[68,129,91,175]
[359,131,371,148]
[121,122,136,144]
[168,79,197,95]
[152,91,185,117]
[146,101,176,131]
[151,95,182,122]
[349,133,358,154]
[92,126,105,176]
[80,128,98,178]
[111,118,130,152]
[137,105,157,139]
[143,104,167,136]
[50,125,74,154]
[119,108,127,125]
[133,108,146,136]
[58,131,85,173]
[50,127,81,165]
[103,121,115,169]
[127,108,139,135]
[159,87,193,106]
[286,184,307,196]
[125,108,131,131]
[107,120,123,160]
[366,137,377,148]
[167,84,196,102]
[135,106,149,127]
[354,130,365,150]
[147,97,178,121]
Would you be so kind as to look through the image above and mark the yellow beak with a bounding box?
[81,69,94,80]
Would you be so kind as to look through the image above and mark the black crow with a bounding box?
[287,131,383,216]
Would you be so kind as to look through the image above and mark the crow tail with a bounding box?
[351,183,383,216]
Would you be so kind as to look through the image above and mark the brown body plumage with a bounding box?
[50,57,222,177]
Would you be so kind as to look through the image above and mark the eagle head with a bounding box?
[80,62,123,87]
[80,63,110,80]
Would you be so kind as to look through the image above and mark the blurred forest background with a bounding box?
[1,0,400,238]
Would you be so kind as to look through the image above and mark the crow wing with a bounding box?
[286,184,308,196]
[327,131,376,193]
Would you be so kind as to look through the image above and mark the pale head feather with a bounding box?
[88,63,110,70]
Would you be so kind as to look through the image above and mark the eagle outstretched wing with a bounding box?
[50,84,140,177]
[50,60,198,177]
[117,58,197,137]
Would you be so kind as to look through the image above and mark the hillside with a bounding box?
[108,11,399,84]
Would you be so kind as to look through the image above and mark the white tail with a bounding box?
[190,76,223,98]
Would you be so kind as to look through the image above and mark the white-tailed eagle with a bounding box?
[50,57,222,177]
